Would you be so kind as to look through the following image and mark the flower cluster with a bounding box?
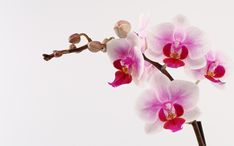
[105,15,227,133]
[43,15,228,138]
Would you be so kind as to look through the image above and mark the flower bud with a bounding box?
[88,41,104,52]
[69,33,81,44]
[114,20,131,38]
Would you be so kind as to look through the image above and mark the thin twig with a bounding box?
[142,53,174,81]
[42,44,88,61]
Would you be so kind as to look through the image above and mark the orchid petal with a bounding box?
[163,58,185,68]
[184,26,208,59]
[214,65,225,78]
[108,71,132,87]
[150,73,171,102]
[131,46,145,80]
[183,107,201,122]
[169,80,199,110]
[106,39,131,61]
[185,56,206,69]
[145,120,163,134]
[136,90,162,122]
[147,23,174,55]
[163,118,185,132]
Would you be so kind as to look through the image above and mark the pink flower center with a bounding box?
[163,43,189,60]
[162,43,188,68]
[108,57,133,87]
[158,102,185,132]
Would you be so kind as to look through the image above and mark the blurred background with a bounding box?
[0,0,234,145]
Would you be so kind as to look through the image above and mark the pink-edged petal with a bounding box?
[163,58,185,68]
[106,39,131,61]
[138,13,150,38]
[150,73,171,102]
[108,71,132,87]
[144,48,163,63]
[183,107,200,122]
[113,59,122,70]
[183,26,208,59]
[163,118,185,132]
[169,80,199,110]
[163,43,172,57]
[136,89,162,122]
[179,46,189,59]
[137,62,158,85]
[214,65,225,78]
[174,103,184,117]
[185,67,206,80]
[185,56,206,69]
[145,120,163,134]
[126,32,141,48]
[147,23,174,54]
[205,75,225,84]
[130,46,145,80]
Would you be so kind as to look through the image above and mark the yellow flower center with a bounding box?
[122,66,129,74]
[207,71,215,77]
[170,53,180,59]
[166,112,176,120]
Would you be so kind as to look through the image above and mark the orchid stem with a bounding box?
[190,120,206,146]
[142,53,174,81]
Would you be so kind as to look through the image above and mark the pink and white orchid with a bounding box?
[106,33,144,87]
[146,16,207,69]
[137,73,200,133]
[190,51,227,85]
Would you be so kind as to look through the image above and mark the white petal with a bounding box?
[184,107,201,122]
[184,26,208,59]
[150,73,171,102]
[106,39,131,61]
[185,56,206,70]
[145,120,163,134]
[169,80,199,110]
[131,46,145,81]
[126,32,141,48]
[143,48,163,64]
[184,67,206,80]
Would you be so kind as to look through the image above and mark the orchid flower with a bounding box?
[106,33,144,87]
[146,15,207,69]
[137,73,200,133]
[190,51,227,85]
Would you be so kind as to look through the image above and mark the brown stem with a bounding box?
[190,120,206,146]
[42,44,88,61]
[142,53,174,81]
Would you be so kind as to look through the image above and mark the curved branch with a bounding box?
[142,53,174,81]
[42,44,88,61]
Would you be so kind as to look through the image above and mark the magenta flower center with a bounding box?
[162,42,189,68]
[158,102,186,132]
[206,61,225,78]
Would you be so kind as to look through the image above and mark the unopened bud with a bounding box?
[114,20,131,38]
[88,41,104,52]
[69,33,81,44]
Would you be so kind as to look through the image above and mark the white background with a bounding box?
[1,0,234,145]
